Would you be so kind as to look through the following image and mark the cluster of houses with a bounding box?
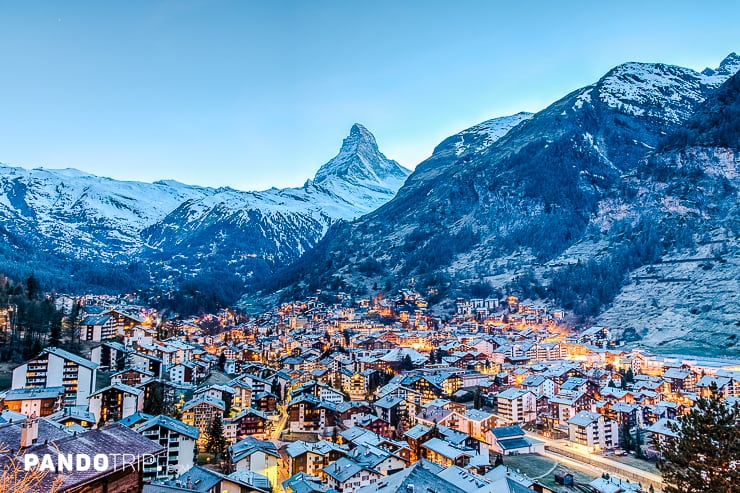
[0,291,738,493]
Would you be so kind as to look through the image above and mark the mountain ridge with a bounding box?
[254,53,740,356]
[0,125,410,297]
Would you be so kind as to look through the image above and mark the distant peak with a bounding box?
[350,122,372,137]
[718,52,740,73]
[314,124,409,186]
[702,52,740,76]
[344,123,379,150]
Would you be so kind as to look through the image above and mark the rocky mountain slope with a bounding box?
[141,124,410,286]
[0,124,409,294]
[259,54,740,356]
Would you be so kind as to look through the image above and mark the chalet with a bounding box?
[0,421,164,493]
[373,394,404,427]
[167,361,194,384]
[229,378,254,410]
[282,472,332,493]
[46,405,96,428]
[110,367,155,387]
[135,414,199,481]
[420,437,475,468]
[88,383,144,425]
[181,395,225,445]
[0,386,64,417]
[252,391,279,413]
[548,390,592,429]
[606,401,643,428]
[460,408,496,443]
[335,400,373,428]
[284,439,349,477]
[347,442,408,475]
[323,456,382,493]
[79,314,116,342]
[286,394,339,433]
[404,423,436,462]
[521,374,557,398]
[293,380,347,404]
[644,417,679,459]
[229,437,281,489]
[91,341,130,372]
[567,410,618,451]
[12,347,98,407]
[357,414,393,438]
[697,375,740,398]
[662,367,695,392]
[496,388,536,424]
[227,407,270,439]
[161,465,271,493]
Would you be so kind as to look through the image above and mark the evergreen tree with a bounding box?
[402,354,413,371]
[620,422,633,451]
[49,311,63,348]
[634,426,644,459]
[25,274,39,301]
[428,350,436,364]
[494,454,504,467]
[218,352,226,371]
[473,388,483,410]
[656,383,740,492]
[271,379,282,400]
[65,301,81,351]
[143,381,165,415]
[205,415,228,461]
[342,329,351,347]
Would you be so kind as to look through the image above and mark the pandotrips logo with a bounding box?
[24,453,158,473]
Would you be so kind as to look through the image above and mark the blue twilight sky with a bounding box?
[0,1,737,191]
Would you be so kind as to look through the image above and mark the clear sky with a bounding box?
[0,1,737,191]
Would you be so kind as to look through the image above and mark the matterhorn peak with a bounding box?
[314,124,410,187]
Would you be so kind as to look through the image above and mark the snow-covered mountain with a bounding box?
[433,112,534,158]
[142,124,410,276]
[0,124,410,292]
[0,166,213,260]
[259,53,740,356]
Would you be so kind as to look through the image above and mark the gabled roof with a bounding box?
[182,394,225,412]
[46,406,96,424]
[422,437,473,460]
[356,460,462,493]
[80,315,111,326]
[118,411,155,427]
[282,472,333,493]
[136,414,200,440]
[90,383,143,397]
[568,410,602,427]
[2,386,65,400]
[405,423,432,440]
[323,457,379,482]
[44,347,99,369]
[229,436,280,462]
[2,423,163,491]
[497,387,533,400]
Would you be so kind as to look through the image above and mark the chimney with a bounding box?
[20,414,39,448]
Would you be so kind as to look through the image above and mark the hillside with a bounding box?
[256,54,740,356]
